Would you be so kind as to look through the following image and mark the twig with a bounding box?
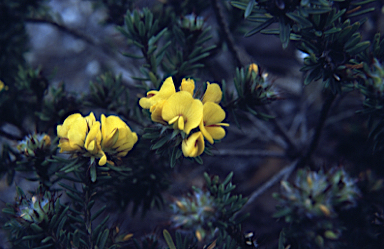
[0,129,23,141]
[26,18,96,46]
[235,159,298,218]
[25,17,133,80]
[213,149,285,158]
[245,113,287,149]
[262,105,298,156]
[210,0,244,68]
[298,91,336,169]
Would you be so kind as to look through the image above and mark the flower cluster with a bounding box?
[170,188,217,241]
[276,168,360,220]
[18,194,54,224]
[139,77,229,157]
[274,168,361,248]
[57,112,138,165]
[17,133,51,157]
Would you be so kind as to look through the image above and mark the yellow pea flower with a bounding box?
[182,131,205,157]
[248,63,259,74]
[101,114,138,157]
[57,113,88,152]
[150,99,167,124]
[199,102,229,144]
[85,112,96,127]
[162,91,203,135]
[180,78,195,95]
[202,82,222,104]
[139,76,176,109]
[0,80,8,91]
[84,121,107,165]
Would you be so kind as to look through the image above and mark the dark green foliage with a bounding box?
[163,14,216,87]
[273,168,361,248]
[2,187,72,249]
[2,0,384,248]
[223,64,277,124]
[85,72,129,113]
[0,144,20,186]
[117,8,169,88]
[169,172,255,248]
[94,0,136,25]
[100,144,169,216]
[232,0,375,93]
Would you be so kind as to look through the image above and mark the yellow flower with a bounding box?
[199,102,229,144]
[85,112,96,127]
[162,91,203,135]
[42,135,51,147]
[84,121,107,165]
[0,80,8,91]
[57,113,88,152]
[101,114,138,158]
[202,82,222,104]
[150,100,167,124]
[182,131,205,157]
[139,76,176,109]
[180,78,195,95]
[248,63,259,74]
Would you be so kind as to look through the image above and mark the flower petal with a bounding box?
[85,112,96,127]
[67,117,88,149]
[150,100,167,124]
[139,77,176,109]
[84,121,102,154]
[199,120,213,144]
[162,91,203,134]
[203,102,226,125]
[205,126,226,140]
[180,78,195,95]
[57,113,83,138]
[182,132,205,157]
[202,82,222,104]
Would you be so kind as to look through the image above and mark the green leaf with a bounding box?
[304,66,322,85]
[121,52,144,59]
[345,41,370,55]
[279,17,290,48]
[90,163,97,182]
[231,1,248,10]
[286,12,312,28]
[194,156,203,164]
[148,28,168,46]
[91,205,106,221]
[151,135,170,150]
[244,0,255,18]
[163,230,177,249]
[351,0,375,4]
[306,6,332,14]
[245,17,276,37]
[93,215,110,240]
[204,172,211,186]
[324,27,341,35]
[22,234,43,240]
[327,9,346,25]
[98,229,110,249]
[41,236,53,244]
[32,244,54,249]
[222,172,234,186]
[188,52,210,64]
[2,208,15,215]
[73,229,80,247]
[347,7,375,17]
[344,33,362,50]
[278,230,286,249]
[30,223,44,233]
